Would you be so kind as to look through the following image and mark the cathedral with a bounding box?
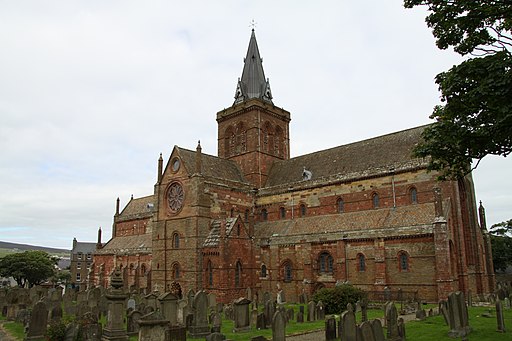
[92,30,495,303]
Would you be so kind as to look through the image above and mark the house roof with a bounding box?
[265,125,429,188]
[254,202,436,244]
[95,232,152,255]
[71,242,96,254]
[177,147,248,184]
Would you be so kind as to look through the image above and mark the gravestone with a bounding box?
[262,292,271,305]
[359,320,375,341]
[467,290,473,307]
[188,290,210,337]
[439,300,449,325]
[50,304,63,322]
[234,297,251,332]
[296,305,304,323]
[415,308,426,321]
[206,332,226,341]
[158,292,178,326]
[341,303,357,341]
[138,310,171,341]
[79,312,102,341]
[316,301,325,320]
[325,316,337,341]
[286,308,294,322]
[272,310,286,341]
[102,267,129,341]
[397,317,406,340]
[208,292,217,310]
[127,310,143,334]
[371,319,385,341]
[384,287,391,301]
[264,300,275,328]
[496,299,506,333]
[211,311,222,333]
[360,298,368,322]
[251,337,268,341]
[127,297,136,311]
[385,302,400,341]
[307,301,316,322]
[26,301,48,341]
[504,297,511,309]
[145,292,158,311]
[447,291,471,338]
[250,308,258,328]
[256,312,266,329]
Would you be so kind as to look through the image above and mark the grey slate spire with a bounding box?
[234,29,273,105]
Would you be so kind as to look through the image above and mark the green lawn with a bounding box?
[2,305,512,340]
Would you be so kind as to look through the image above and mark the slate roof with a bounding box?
[177,147,248,184]
[118,195,154,221]
[71,242,96,254]
[254,202,436,244]
[203,218,238,247]
[265,125,429,188]
[95,232,152,254]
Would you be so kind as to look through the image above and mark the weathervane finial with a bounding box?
[249,19,257,31]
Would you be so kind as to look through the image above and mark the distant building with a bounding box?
[91,30,495,302]
[70,237,96,290]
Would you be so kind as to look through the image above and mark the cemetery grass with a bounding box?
[2,320,24,340]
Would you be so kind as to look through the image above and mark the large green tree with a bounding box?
[490,219,512,272]
[404,0,512,179]
[0,250,57,287]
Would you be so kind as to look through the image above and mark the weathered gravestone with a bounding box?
[188,290,210,337]
[341,303,357,341]
[496,299,506,333]
[206,332,227,341]
[272,310,286,341]
[316,301,325,320]
[385,302,400,341]
[256,312,266,329]
[264,300,275,328]
[296,305,304,323]
[207,292,217,310]
[234,297,251,332]
[262,292,271,305]
[102,267,129,341]
[127,310,143,335]
[26,301,48,341]
[325,316,337,341]
[138,310,170,341]
[158,292,178,326]
[250,308,258,328]
[447,291,471,338]
[307,301,316,322]
[359,320,375,341]
[127,297,136,311]
[79,311,102,341]
[371,319,385,341]
[211,311,222,333]
[397,317,406,341]
[50,304,63,322]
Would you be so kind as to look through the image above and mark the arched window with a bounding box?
[261,264,267,278]
[230,208,234,217]
[372,193,379,208]
[235,261,242,287]
[274,126,283,157]
[358,254,366,272]
[236,122,246,153]
[140,264,147,276]
[261,209,268,221]
[283,261,293,282]
[172,232,180,249]
[207,260,213,287]
[300,204,306,217]
[279,207,286,219]
[398,251,409,271]
[337,198,344,213]
[410,187,418,204]
[129,263,134,275]
[224,126,235,157]
[172,263,180,279]
[319,252,334,274]
[244,209,249,222]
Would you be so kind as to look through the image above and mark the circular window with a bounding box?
[172,158,180,172]
[167,182,184,213]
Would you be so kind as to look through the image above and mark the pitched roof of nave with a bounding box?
[254,202,436,244]
[203,217,238,247]
[95,225,152,255]
[263,124,430,189]
[117,194,155,222]
[177,147,249,185]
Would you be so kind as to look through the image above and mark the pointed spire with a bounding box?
[157,153,163,183]
[195,140,202,174]
[234,29,273,105]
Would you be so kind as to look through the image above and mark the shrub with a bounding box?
[312,284,366,315]
[46,320,67,341]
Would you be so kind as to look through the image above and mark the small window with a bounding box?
[300,204,306,217]
[77,252,83,260]
[235,261,242,287]
[337,198,344,213]
[77,262,81,270]
[87,262,91,269]
[372,193,379,208]
[87,253,92,260]
[172,263,180,279]
[261,209,268,221]
[230,208,234,217]
[279,207,286,219]
[261,264,267,278]
[358,254,366,272]
[410,187,418,204]
[283,261,293,282]
[129,263,134,274]
[207,261,213,287]
[172,232,180,249]
[141,264,147,276]
[76,273,81,282]
[399,251,409,271]
[319,252,334,274]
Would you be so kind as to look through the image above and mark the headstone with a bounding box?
[384,287,391,301]
[127,310,142,334]
[307,301,316,322]
[360,298,368,322]
[208,292,217,310]
[158,292,178,326]
[272,310,286,341]
[25,301,48,340]
[127,297,136,310]
[262,292,271,305]
[138,310,171,341]
[256,312,266,329]
[102,267,129,341]
[447,291,471,338]
[371,319,385,341]
[206,332,226,341]
[211,311,222,333]
[341,303,357,341]
[397,317,406,341]
[504,297,511,310]
[439,300,449,325]
[188,290,210,337]
[286,308,294,322]
[234,297,252,332]
[359,320,375,341]
[415,308,426,321]
[50,304,63,322]
[467,290,473,307]
[79,312,102,341]
[496,299,506,333]
[264,300,275,328]
[250,308,258,328]
[296,310,304,323]
[316,301,325,320]
[385,302,400,341]
[250,336,268,341]
[325,316,337,341]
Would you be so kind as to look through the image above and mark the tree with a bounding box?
[0,250,57,287]
[404,0,512,179]
[490,219,512,272]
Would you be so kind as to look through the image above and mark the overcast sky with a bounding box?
[1,1,510,250]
